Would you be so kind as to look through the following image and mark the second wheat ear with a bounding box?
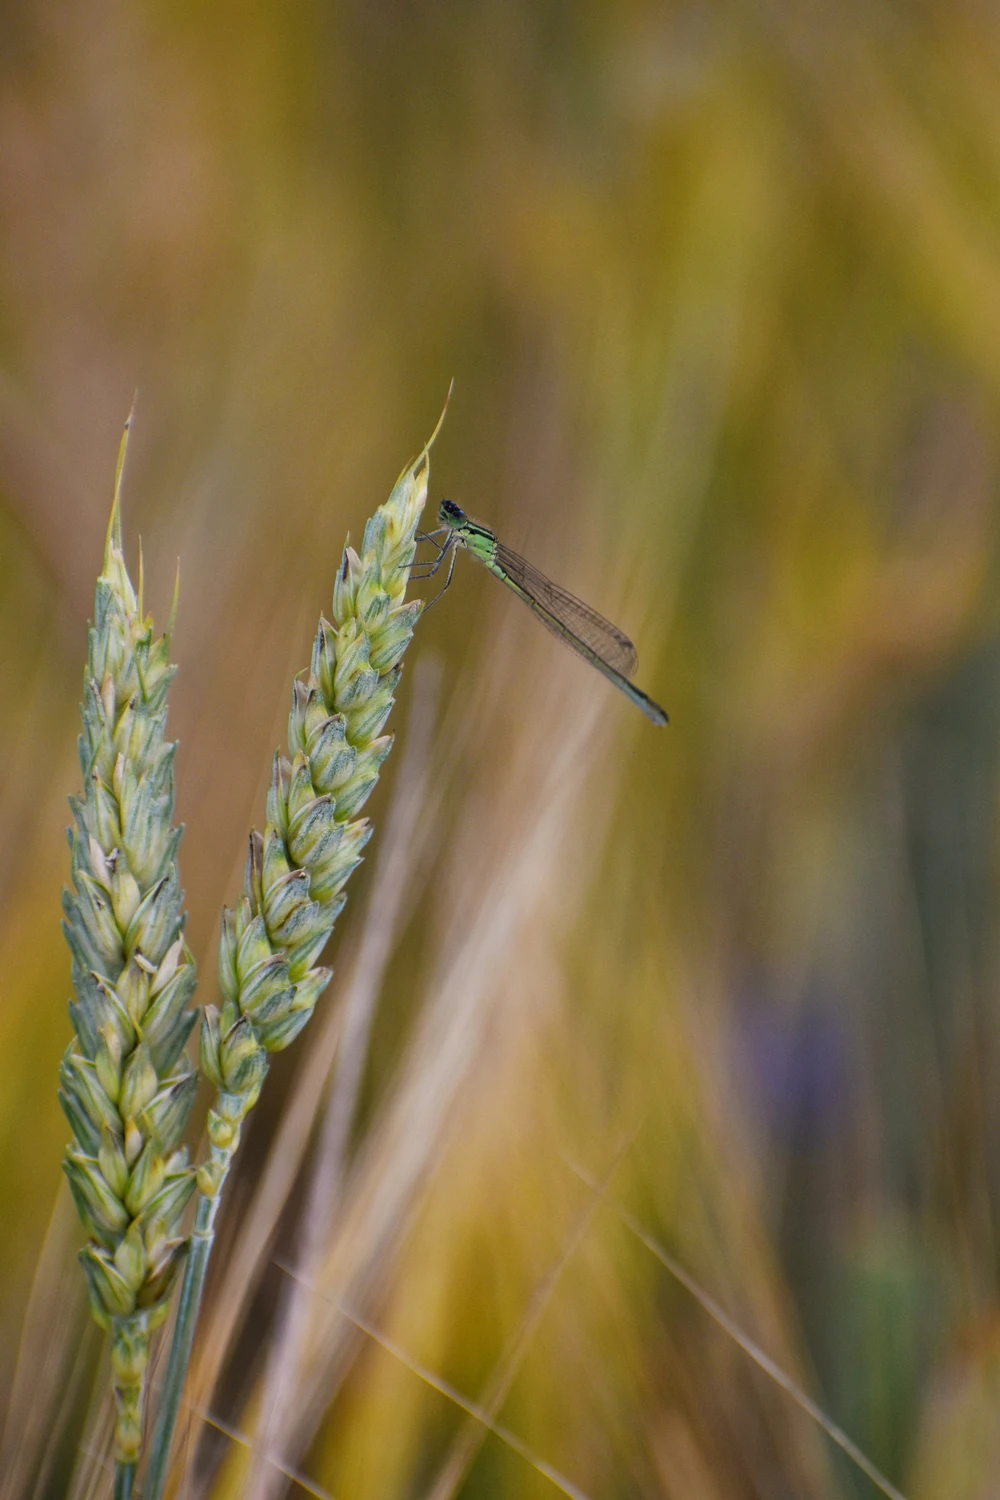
[144,401,447,1500]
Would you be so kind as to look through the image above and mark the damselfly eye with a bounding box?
[439,498,466,524]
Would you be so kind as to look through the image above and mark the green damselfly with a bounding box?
[414,500,668,726]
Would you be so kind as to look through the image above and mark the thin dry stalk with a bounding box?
[249,660,442,1490]
[566,1161,909,1500]
[272,1278,597,1500]
[245,666,614,1489]
[0,1188,89,1500]
[422,1133,638,1500]
[67,1373,115,1500]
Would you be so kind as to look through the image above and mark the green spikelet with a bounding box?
[196,415,442,1196]
[60,417,198,1471]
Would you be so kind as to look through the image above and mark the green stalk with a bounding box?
[144,404,446,1499]
[142,1189,221,1499]
[114,1462,136,1500]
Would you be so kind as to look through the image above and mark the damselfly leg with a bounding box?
[408,529,458,609]
[409,526,450,574]
[415,527,449,551]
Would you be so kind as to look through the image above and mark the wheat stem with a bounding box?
[144,400,447,1499]
[141,1191,219,1499]
[114,1460,136,1500]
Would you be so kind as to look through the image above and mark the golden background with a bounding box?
[2,2,1000,1496]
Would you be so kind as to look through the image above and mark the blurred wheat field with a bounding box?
[3,0,1000,1496]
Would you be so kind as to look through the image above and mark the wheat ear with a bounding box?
[59,415,198,1499]
[144,401,447,1500]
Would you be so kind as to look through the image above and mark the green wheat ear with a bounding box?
[59,414,198,1480]
[143,397,448,1500]
[198,400,447,1180]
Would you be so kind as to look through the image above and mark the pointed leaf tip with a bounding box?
[387,384,454,507]
[419,381,453,468]
[105,402,136,564]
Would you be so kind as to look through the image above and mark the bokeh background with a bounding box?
[2,1,1000,1496]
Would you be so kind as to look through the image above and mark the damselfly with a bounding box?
[413,500,668,726]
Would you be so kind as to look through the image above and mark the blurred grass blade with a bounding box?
[274,1260,596,1500]
[0,1187,90,1500]
[566,1158,910,1500]
[424,1130,639,1500]
[193,1408,337,1500]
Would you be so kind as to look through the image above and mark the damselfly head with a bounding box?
[439,498,466,527]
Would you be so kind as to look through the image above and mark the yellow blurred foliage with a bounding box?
[2,2,1000,1496]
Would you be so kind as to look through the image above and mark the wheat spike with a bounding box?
[198,414,442,1192]
[144,402,446,1500]
[59,417,198,1476]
